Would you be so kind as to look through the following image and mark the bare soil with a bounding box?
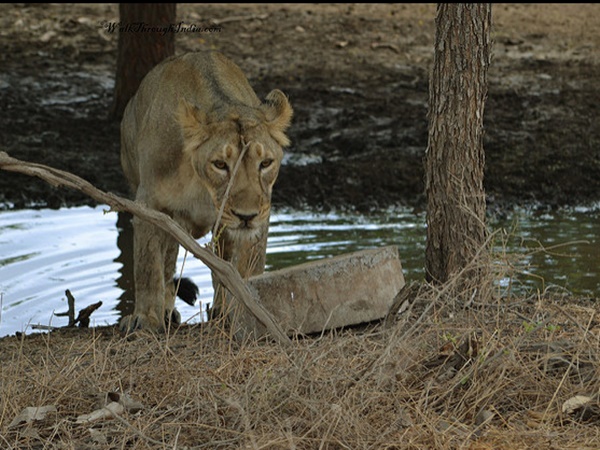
[2,4,600,449]
[1,4,599,212]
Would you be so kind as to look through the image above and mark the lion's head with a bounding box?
[178,89,293,239]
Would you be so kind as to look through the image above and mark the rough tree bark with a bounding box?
[111,3,176,120]
[425,4,492,286]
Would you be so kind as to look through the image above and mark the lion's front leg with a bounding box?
[163,235,181,327]
[119,216,176,332]
[210,224,268,320]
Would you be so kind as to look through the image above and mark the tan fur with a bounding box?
[119,52,292,332]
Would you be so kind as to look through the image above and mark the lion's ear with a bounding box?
[262,89,293,147]
[177,97,209,145]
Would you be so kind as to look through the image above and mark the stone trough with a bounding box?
[235,246,405,338]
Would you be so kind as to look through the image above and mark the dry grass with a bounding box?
[1,231,599,449]
[2,273,600,449]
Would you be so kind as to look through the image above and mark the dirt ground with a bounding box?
[1,3,599,212]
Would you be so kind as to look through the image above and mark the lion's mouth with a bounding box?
[222,224,262,243]
[233,219,253,229]
[234,220,259,233]
[231,211,258,229]
[217,217,259,232]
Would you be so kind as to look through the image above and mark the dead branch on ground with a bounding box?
[55,289,101,328]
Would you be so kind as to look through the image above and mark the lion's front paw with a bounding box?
[119,314,161,333]
[119,309,181,333]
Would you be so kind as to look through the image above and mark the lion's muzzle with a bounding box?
[232,210,258,229]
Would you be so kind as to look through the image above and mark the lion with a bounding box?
[118,51,293,332]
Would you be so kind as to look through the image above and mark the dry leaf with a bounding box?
[9,405,57,428]
[75,401,124,424]
[118,393,144,413]
[101,391,143,413]
[475,409,494,426]
[562,395,593,415]
[89,427,108,445]
[39,30,57,43]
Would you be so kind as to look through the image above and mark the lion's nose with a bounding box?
[232,211,258,225]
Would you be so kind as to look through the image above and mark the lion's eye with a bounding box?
[260,159,273,169]
[213,160,228,171]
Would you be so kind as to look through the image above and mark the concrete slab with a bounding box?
[234,246,405,337]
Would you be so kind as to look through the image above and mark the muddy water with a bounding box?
[0,205,598,337]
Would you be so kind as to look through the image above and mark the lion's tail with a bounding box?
[174,277,199,306]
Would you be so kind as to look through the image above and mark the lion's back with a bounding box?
[126,52,261,131]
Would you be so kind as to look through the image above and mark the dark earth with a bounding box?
[1,4,599,214]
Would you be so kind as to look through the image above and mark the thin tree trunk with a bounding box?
[425,4,492,286]
[111,4,176,120]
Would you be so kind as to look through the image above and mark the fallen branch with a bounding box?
[370,42,401,54]
[210,13,269,26]
[53,289,76,326]
[30,324,59,331]
[0,151,291,346]
[65,289,76,326]
[55,289,102,328]
[74,301,103,328]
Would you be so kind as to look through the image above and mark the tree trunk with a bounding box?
[110,3,176,120]
[425,4,492,286]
